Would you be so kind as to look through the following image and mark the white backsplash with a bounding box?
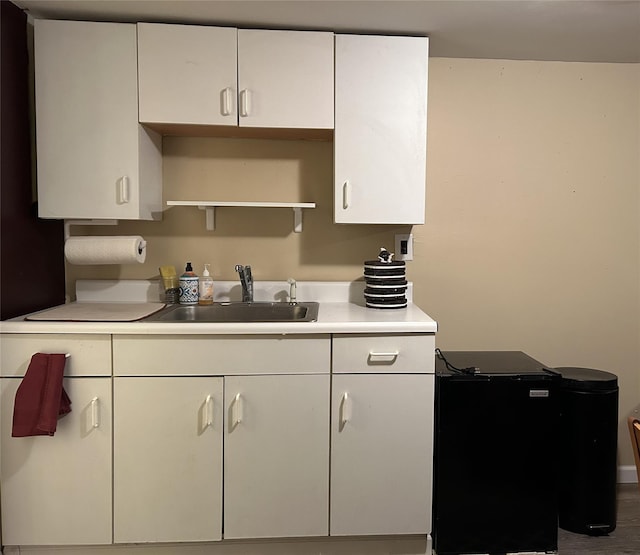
[75,279,413,305]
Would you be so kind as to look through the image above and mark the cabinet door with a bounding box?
[224,374,329,538]
[330,374,434,536]
[35,19,161,220]
[0,377,112,546]
[238,29,334,129]
[334,35,428,224]
[113,377,223,543]
[138,23,238,125]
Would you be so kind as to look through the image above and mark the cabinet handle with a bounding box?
[91,397,100,429]
[118,176,130,204]
[221,87,233,116]
[232,393,243,426]
[368,351,400,363]
[340,392,351,426]
[342,181,350,209]
[239,89,251,117]
[205,394,214,428]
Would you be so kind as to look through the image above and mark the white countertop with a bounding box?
[0,280,437,335]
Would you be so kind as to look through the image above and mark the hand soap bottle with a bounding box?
[199,264,214,305]
[179,262,199,305]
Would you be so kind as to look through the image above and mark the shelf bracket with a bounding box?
[198,206,215,231]
[293,207,304,233]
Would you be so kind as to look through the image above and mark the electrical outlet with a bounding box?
[395,233,413,261]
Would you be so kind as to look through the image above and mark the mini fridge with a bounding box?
[432,351,560,555]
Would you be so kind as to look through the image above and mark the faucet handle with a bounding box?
[245,266,252,282]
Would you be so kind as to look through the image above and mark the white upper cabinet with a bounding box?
[334,34,429,224]
[137,23,237,125]
[34,19,162,220]
[237,29,334,129]
[138,25,334,129]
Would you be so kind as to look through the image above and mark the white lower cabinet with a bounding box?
[113,376,223,543]
[224,374,330,538]
[330,373,434,536]
[111,334,331,541]
[0,331,434,548]
[0,377,112,546]
[113,374,330,541]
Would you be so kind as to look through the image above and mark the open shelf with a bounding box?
[166,201,317,233]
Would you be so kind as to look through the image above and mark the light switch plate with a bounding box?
[395,233,413,261]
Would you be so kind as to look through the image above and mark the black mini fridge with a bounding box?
[433,351,560,555]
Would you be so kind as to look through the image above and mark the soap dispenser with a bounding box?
[179,262,199,305]
[199,264,214,305]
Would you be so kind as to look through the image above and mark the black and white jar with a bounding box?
[363,249,407,309]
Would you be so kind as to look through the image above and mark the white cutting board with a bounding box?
[26,302,166,322]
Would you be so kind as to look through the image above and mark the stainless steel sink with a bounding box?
[145,302,319,323]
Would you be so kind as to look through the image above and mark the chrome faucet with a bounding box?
[287,278,297,303]
[235,264,253,302]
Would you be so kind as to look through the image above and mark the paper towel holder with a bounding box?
[64,219,118,241]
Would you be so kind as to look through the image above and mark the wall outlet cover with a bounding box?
[395,233,413,261]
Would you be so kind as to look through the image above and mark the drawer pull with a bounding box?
[368,351,399,363]
[205,394,214,428]
[340,392,351,426]
[91,397,100,429]
[232,393,243,427]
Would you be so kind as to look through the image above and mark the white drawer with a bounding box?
[0,334,112,377]
[332,333,434,374]
[113,334,331,376]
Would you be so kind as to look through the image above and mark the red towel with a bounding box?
[12,353,72,437]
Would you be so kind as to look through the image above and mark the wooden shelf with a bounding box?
[166,201,316,232]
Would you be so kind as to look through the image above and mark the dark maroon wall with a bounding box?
[1,1,65,320]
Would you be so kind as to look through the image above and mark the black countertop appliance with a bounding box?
[432,351,560,555]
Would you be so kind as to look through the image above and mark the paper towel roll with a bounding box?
[64,236,147,265]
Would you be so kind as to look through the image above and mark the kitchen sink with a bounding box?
[144,301,319,323]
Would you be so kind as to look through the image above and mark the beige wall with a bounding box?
[67,57,640,465]
[68,135,409,285]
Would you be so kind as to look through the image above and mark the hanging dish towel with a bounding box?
[12,353,72,437]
